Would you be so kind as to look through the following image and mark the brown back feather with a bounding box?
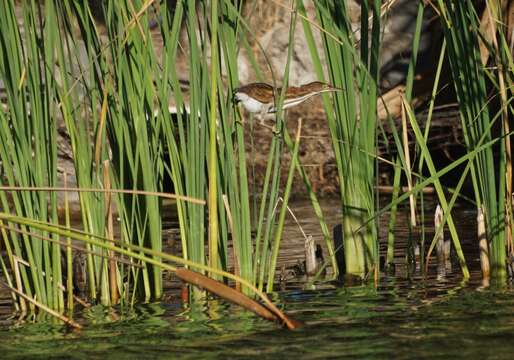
[235,83,274,103]
[236,81,339,103]
[285,82,336,97]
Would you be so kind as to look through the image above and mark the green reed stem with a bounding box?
[266,120,302,292]
[386,157,402,267]
[208,0,220,277]
[438,0,505,278]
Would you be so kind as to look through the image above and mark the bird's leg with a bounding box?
[234,107,245,126]
[235,117,245,127]
[255,108,277,132]
[258,117,283,136]
[258,116,277,132]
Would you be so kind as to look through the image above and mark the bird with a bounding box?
[233,81,342,116]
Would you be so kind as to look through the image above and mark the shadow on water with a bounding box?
[1,198,514,359]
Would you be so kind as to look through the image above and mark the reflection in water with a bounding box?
[1,199,508,358]
[1,276,514,359]
[276,198,480,285]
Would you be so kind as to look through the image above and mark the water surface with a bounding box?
[1,199,512,359]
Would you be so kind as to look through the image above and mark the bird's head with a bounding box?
[233,89,249,105]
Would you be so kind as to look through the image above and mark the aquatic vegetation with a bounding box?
[300,0,382,276]
[0,0,512,330]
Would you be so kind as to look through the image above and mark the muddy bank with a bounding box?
[245,98,465,196]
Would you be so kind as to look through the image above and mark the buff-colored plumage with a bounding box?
[234,81,341,114]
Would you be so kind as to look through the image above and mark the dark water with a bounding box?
[2,199,514,359]
[2,275,514,359]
